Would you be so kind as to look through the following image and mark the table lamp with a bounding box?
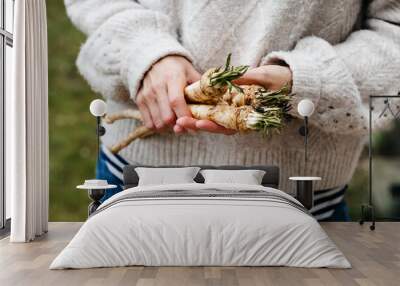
[297,99,315,173]
[288,99,319,210]
[89,99,107,163]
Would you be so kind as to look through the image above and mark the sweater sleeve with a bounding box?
[64,0,192,101]
[262,0,400,135]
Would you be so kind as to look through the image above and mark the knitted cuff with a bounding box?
[261,49,322,119]
[261,36,369,135]
[120,32,193,101]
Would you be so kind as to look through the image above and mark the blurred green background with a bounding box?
[47,1,399,222]
[48,1,95,221]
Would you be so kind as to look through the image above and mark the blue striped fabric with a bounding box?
[96,145,349,221]
[96,146,126,202]
[311,186,348,221]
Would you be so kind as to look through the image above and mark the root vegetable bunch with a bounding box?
[105,54,292,154]
[184,53,248,104]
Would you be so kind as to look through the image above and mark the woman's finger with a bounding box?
[233,68,267,87]
[195,120,237,135]
[176,116,197,130]
[142,88,164,130]
[136,92,154,129]
[177,116,236,135]
[155,85,176,127]
[173,124,186,134]
[167,75,192,118]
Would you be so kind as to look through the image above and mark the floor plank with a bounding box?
[0,222,399,286]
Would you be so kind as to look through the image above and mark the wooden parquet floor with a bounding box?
[0,222,399,286]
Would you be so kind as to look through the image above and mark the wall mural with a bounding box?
[46,1,400,224]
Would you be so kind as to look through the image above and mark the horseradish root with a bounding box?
[110,125,154,154]
[183,54,249,104]
[106,104,287,153]
[103,109,142,124]
[225,84,292,110]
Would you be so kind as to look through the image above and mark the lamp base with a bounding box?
[87,189,105,216]
[359,204,375,231]
[296,180,313,210]
[289,177,321,210]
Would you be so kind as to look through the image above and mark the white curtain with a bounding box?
[7,0,49,242]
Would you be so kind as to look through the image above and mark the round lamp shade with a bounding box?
[297,99,315,117]
[89,99,107,117]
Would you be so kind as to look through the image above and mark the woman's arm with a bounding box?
[261,0,400,135]
[64,0,192,101]
[66,1,230,134]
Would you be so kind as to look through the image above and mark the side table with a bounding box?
[77,180,117,216]
[289,177,322,210]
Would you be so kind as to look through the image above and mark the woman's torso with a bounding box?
[102,0,366,194]
[143,0,363,71]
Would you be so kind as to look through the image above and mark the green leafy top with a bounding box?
[208,53,249,93]
[254,84,292,116]
[247,84,293,134]
[246,108,284,135]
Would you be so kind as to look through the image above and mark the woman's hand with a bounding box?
[137,56,201,131]
[175,116,237,135]
[137,55,236,135]
[234,65,292,91]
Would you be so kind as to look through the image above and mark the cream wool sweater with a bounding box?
[65,0,400,194]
